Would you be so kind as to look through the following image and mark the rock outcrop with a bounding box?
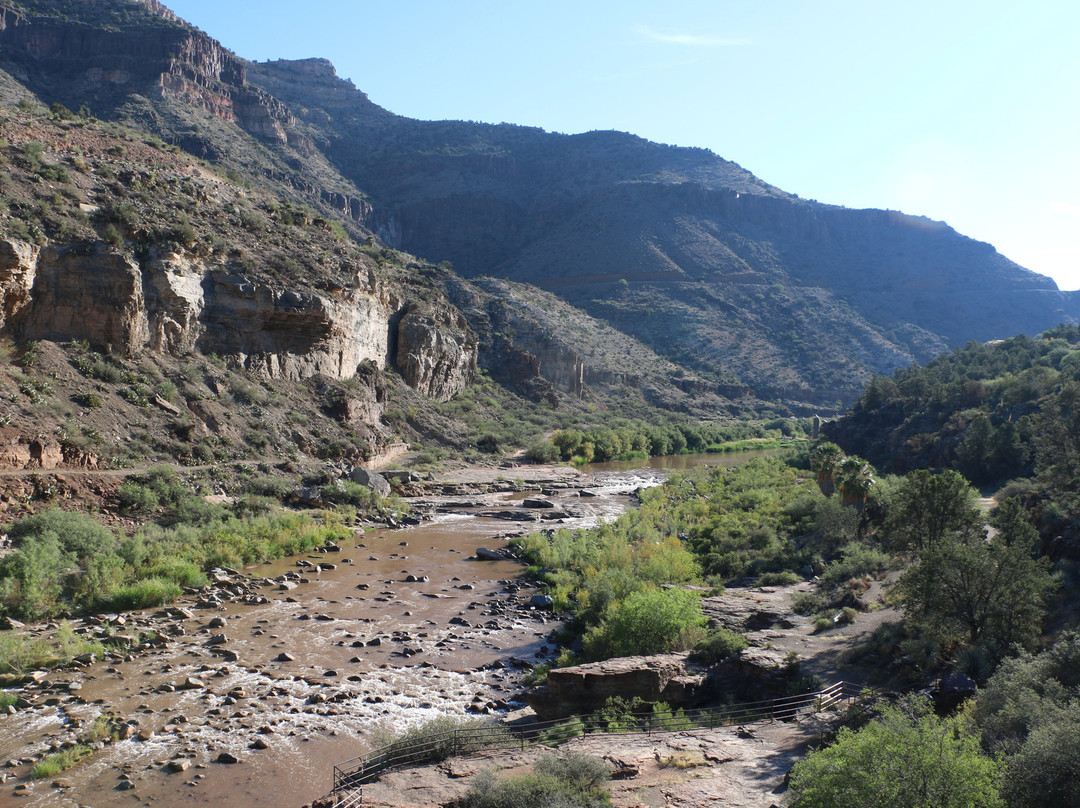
[527,654,707,720]
[0,238,476,400]
[527,647,798,720]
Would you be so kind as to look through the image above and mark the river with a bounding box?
[0,449,785,808]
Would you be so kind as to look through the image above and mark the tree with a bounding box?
[836,456,875,510]
[1032,381,1080,523]
[898,529,1055,653]
[809,442,845,497]
[885,469,982,554]
[789,697,1003,808]
[1002,716,1080,808]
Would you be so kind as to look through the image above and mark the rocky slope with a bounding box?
[0,0,1077,417]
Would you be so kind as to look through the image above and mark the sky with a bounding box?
[162,0,1080,290]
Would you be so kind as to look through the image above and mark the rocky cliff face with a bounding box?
[0,238,476,401]
[0,0,295,143]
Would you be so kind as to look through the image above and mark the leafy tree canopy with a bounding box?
[790,697,1003,808]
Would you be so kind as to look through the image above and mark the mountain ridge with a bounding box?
[0,0,1076,414]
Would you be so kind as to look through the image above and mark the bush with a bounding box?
[143,557,207,588]
[689,627,750,663]
[462,753,611,808]
[461,770,609,808]
[789,697,1003,808]
[583,588,705,660]
[106,578,181,610]
[118,481,159,512]
[820,543,891,588]
[0,622,105,675]
[534,752,612,791]
[8,509,115,559]
[369,715,507,771]
[30,746,93,780]
[756,570,802,586]
[525,441,560,464]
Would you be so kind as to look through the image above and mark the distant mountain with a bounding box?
[1,0,1077,414]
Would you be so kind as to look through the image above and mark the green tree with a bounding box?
[809,442,845,497]
[1002,716,1080,808]
[551,429,585,461]
[836,456,875,510]
[790,698,1003,808]
[898,528,1055,653]
[0,534,71,619]
[885,469,982,554]
[1032,381,1080,523]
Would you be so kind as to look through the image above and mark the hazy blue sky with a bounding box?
[163,0,1080,290]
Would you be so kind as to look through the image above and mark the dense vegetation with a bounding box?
[792,632,1080,808]
[0,465,363,622]
[517,456,894,665]
[828,325,1080,514]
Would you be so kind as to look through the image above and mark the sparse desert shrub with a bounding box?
[461,752,611,808]
[74,391,103,408]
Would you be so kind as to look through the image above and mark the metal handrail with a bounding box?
[331,680,864,794]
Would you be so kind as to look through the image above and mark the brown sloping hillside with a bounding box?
[0,0,1077,410]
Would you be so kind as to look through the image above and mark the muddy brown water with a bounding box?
[0,452,779,808]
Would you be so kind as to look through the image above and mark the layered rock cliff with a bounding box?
[0,238,476,401]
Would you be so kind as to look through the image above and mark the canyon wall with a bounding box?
[0,238,476,401]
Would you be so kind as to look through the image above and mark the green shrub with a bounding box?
[118,481,160,512]
[792,591,825,615]
[30,745,93,779]
[533,752,612,791]
[538,717,585,746]
[462,751,611,808]
[525,441,560,464]
[244,476,294,499]
[689,627,750,663]
[143,557,207,588]
[756,570,802,586]
[106,578,181,610]
[583,588,705,660]
[461,770,608,808]
[821,543,891,587]
[74,391,103,408]
[0,622,105,675]
[369,715,507,770]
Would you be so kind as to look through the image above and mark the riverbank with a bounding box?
[0,463,639,807]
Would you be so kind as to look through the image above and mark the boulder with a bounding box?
[931,673,978,713]
[522,498,556,509]
[474,547,507,560]
[348,467,392,497]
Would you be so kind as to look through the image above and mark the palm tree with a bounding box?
[810,442,845,498]
[837,456,875,511]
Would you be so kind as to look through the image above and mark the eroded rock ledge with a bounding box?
[527,647,796,721]
[0,238,476,401]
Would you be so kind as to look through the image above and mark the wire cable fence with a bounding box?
[331,680,866,798]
